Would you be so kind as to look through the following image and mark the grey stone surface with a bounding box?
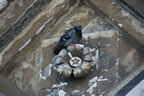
[0,0,51,52]
[0,0,78,73]
[0,0,144,96]
[0,76,27,96]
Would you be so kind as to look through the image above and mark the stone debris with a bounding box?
[89,76,98,83]
[43,64,53,79]
[71,90,84,96]
[52,82,68,88]
[58,90,66,96]
[82,47,91,55]
[35,16,54,35]
[118,24,122,27]
[97,76,108,82]
[87,76,108,95]
[72,90,81,93]
[87,82,97,94]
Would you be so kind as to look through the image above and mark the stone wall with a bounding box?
[0,0,79,75]
[83,0,144,46]
[0,0,51,52]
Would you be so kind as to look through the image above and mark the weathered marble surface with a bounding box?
[0,0,78,72]
[1,1,144,96]
[9,17,144,96]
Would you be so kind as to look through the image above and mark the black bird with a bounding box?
[53,25,82,55]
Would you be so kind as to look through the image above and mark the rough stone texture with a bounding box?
[53,4,96,38]
[0,76,27,96]
[0,0,51,52]
[6,11,144,95]
[84,0,144,47]
[0,0,144,96]
[38,20,143,96]
[0,0,78,73]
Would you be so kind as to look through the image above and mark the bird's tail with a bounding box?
[53,39,66,55]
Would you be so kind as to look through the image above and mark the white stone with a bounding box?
[0,0,7,10]
[87,82,97,94]
[89,76,98,83]
[58,90,66,96]
[41,76,46,80]
[97,78,108,82]
[43,64,53,78]
[118,24,122,27]
[19,38,31,51]
[52,82,68,88]
[72,90,81,93]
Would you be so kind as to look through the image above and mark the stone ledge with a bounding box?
[0,0,51,52]
[83,0,144,46]
[0,0,79,76]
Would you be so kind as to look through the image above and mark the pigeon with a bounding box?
[53,25,82,55]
